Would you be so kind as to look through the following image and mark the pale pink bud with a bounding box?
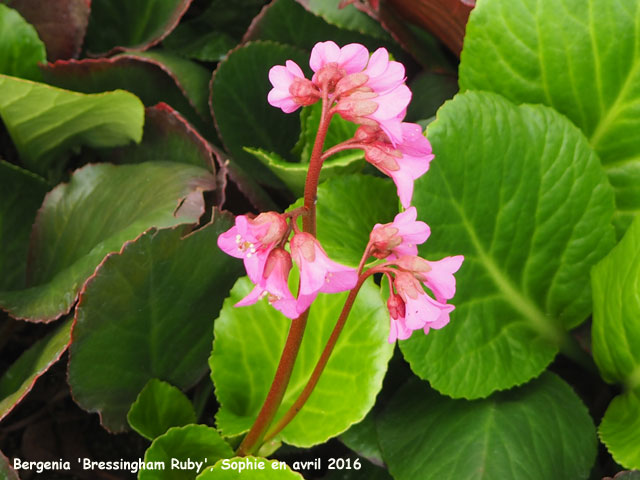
[370,207,430,259]
[268,60,320,113]
[235,248,298,319]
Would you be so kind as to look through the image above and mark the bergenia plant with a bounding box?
[217,40,463,456]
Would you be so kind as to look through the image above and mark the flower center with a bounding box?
[236,234,257,257]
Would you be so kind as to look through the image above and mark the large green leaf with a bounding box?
[0,162,214,322]
[211,276,393,447]
[68,216,243,432]
[140,425,234,480]
[289,174,398,267]
[127,379,197,441]
[592,214,640,469]
[0,160,48,291]
[377,373,597,480]
[0,3,45,80]
[459,0,640,233]
[0,74,144,176]
[196,457,303,479]
[402,91,616,399]
[84,0,191,54]
[599,391,640,470]
[0,318,72,421]
[210,41,308,187]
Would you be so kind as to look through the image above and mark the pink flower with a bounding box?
[370,207,430,259]
[357,123,434,208]
[416,255,464,303]
[268,60,320,113]
[236,248,298,319]
[309,41,370,87]
[389,271,455,342]
[217,212,288,283]
[290,232,358,313]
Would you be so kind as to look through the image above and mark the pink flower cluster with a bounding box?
[217,212,357,319]
[217,41,463,344]
[268,41,433,208]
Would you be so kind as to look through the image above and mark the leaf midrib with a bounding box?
[437,168,565,346]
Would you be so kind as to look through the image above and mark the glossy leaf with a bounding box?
[289,174,398,267]
[0,160,48,291]
[246,148,364,198]
[127,379,197,441]
[140,425,234,480]
[402,91,616,399]
[297,0,391,42]
[41,54,211,138]
[245,0,400,56]
[0,162,214,322]
[592,215,640,469]
[8,0,90,61]
[68,217,243,432]
[106,103,216,172]
[0,318,72,421]
[84,0,191,55]
[460,0,640,233]
[210,41,307,187]
[211,276,393,447]
[196,457,303,479]
[599,391,640,470]
[0,74,144,175]
[592,214,640,389]
[0,3,46,80]
[377,373,597,480]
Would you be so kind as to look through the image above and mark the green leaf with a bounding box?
[196,457,303,479]
[246,148,364,198]
[123,50,212,123]
[210,41,308,187]
[0,450,19,480]
[84,0,190,54]
[163,29,236,63]
[592,215,640,469]
[244,0,401,58]
[402,91,616,399]
[0,74,144,176]
[8,0,91,61]
[308,174,398,267]
[459,0,640,234]
[0,162,214,322]
[405,72,458,123]
[128,379,197,441]
[599,391,640,470]
[106,104,216,172]
[0,3,45,80]
[0,318,72,421]
[140,425,234,480]
[300,0,391,42]
[0,160,48,291]
[377,373,597,480]
[592,214,640,389]
[68,216,243,432]
[339,414,383,466]
[41,54,211,139]
[211,276,393,447]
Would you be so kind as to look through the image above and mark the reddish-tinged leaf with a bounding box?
[84,0,192,56]
[41,55,212,138]
[8,0,91,61]
[352,0,473,57]
[0,319,72,422]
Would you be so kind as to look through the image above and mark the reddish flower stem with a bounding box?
[236,87,333,457]
[320,140,369,161]
[261,264,392,443]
